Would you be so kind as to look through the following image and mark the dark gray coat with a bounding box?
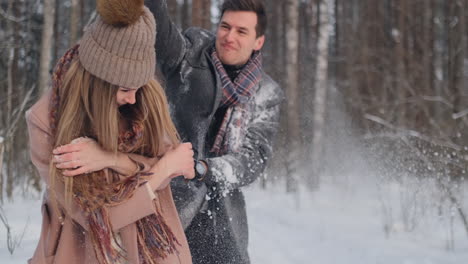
[146,1,283,263]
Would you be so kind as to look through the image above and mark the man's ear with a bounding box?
[253,35,265,51]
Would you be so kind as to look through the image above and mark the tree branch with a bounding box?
[363,114,462,150]
[5,84,35,138]
[0,5,26,23]
[452,108,468,120]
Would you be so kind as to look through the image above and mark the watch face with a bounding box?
[196,161,207,175]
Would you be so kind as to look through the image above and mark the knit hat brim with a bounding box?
[79,33,155,88]
[78,7,156,89]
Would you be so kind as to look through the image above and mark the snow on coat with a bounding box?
[147,1,284,263]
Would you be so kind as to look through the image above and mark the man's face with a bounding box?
[215,10,265,66]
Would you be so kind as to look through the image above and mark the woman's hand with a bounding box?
[149,142,195,190]
[161,142,195,179]
[52,137,113,176]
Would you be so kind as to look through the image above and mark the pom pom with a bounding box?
[96,0,144,27]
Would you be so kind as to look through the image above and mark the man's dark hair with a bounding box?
[220,0,267,37]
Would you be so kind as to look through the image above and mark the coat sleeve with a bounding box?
[204,82,284,193]
[145,0,186,76]
[26,106,158,232]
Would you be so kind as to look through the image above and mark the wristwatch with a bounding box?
[194,160,208,181]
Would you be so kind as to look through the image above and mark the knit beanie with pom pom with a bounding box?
[78,0,156,89]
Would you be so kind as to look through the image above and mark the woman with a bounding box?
[26,0,193,263]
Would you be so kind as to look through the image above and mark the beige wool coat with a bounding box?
[26,90,192,264]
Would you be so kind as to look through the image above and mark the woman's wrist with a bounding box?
[148,160,172,191]
[148,174,165,191]
[107,152,121,170]
[109,152,140,176]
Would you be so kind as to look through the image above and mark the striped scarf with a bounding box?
[49,45,180,264]
[210,49,263,155]
[212,49,263,107]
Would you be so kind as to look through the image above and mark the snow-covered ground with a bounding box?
[1,175,468,264]
[0,190,43,264]
[246,177,468,264]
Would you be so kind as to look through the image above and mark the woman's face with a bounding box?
[116,87,140,106]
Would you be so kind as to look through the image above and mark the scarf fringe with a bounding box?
[88,207,127,264]
[137,202,181,263]
[82,174,180,264]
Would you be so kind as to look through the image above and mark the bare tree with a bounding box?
[284,0,300,192]
[192,0,203,27]
[69,0,82,45]
[202,0,212,29]
[1,0,468,211]
[0,206,27,254]
[309,0,331,190]
[392,0,408,127]
[181,0,191,30]
[447,0,467,143]
[38,0,56,94]
[0,137,4,198]
[3,0,21,200]
[168,0,177,18]
[192,0,211,29]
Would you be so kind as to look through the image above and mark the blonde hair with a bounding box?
[50,59,179,208]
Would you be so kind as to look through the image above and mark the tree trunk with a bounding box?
[192,0,202,27]
[182,0,190,30]
[4,0,20,201]
[53,0,60,63]
[6,0,18,126]
[285,0,300,193]
[38,0,56,94]
[299,0,318,140]
[69,0,82,45]
[7,46,14,128]
[192,0,211,29]
[448,0,466,140]
[168,0,177,19]
[202,0,211,29]
[393,0,407,127]
[432,0,446,123]
[456,1,468,143]
[262,0,287,188]
[0,138,4,201]
[5,140,13,199]
[309,0,330,190]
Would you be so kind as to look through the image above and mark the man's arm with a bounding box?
[145,0,186,75]
[203,82,284,193]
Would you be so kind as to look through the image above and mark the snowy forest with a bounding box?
[1,0,468,263]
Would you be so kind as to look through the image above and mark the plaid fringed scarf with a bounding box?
[49,45,180,264]
[210,49,263,155]
[212,49,262,108]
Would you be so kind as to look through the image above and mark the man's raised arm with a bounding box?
[145,0,186,75]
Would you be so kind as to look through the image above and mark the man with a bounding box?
[146,0,283,263]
